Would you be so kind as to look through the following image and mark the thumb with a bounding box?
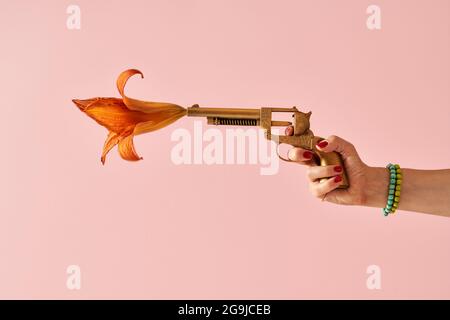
[315,135,359,161]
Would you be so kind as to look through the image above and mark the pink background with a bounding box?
[1,0,449,299]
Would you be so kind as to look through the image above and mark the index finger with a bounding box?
[288,148,316,163]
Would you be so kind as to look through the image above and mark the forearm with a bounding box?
[364,167,450,217]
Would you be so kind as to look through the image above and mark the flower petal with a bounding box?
[80,97,152,134]
[72,98,99,112]
[134,112,187,135]
[118,134,142,162]
[116,69,186,115]
[116,69,143,98]
[124,97,186,115]
[101,131,121,165]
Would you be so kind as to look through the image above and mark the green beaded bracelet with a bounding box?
[383,163,402,216]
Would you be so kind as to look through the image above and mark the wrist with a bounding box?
[362,166,390,208]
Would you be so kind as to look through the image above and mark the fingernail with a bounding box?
[303,151,313,159]
[285,127,294,135]
[334,165,342,173]
[317,140,328,148]
[334,175,342,183]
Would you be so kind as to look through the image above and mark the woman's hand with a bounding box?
[285,127,450,216]
[285,126,385,206]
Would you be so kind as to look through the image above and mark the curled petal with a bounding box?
[118,134,142,162]
[101,131,121,165]
[117,69,143,98]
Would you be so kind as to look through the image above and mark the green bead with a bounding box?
[388,195,394,200]
[389,185,395,190]
[389,189,395,195]
[395,191,401,196]
[387,200,394,205]
[394,196,400,202]
[390,178,396,184]
[390,173,396,179]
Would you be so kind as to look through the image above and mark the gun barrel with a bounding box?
[187,106,260,119]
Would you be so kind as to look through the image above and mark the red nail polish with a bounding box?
[303,151,313,159]
[285,127,294,135]
[334,165,342,173]
[317,140,328,148]
[334,175,342,183]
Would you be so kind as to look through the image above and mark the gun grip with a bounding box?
[313,148,349,189]
[273,132,350,189]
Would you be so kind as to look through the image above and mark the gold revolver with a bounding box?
[187,104,349,189]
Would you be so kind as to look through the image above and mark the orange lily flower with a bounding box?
[73,69,186,164]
